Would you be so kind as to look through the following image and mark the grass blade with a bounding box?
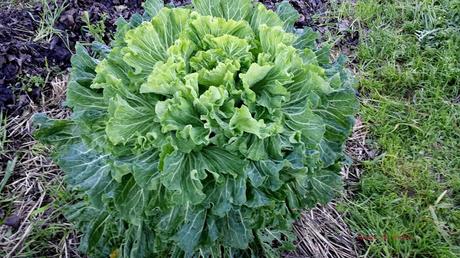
[0,156,17,193]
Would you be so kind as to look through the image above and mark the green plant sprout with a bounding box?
[82,11,108,43]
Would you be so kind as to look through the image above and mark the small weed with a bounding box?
[31,142,48,156]
[20,74,46,92]
[82,11,108,43]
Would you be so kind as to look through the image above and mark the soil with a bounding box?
[0,0,143,114]
[260,0,328,28]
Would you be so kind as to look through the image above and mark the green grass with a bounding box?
[0,112,7,155]
[333,0,460,257]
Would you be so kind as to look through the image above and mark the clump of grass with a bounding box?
[333,0,460,256]
[33,0,68,43]
[0,112,7,155]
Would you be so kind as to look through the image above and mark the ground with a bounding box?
[0,0,459,257]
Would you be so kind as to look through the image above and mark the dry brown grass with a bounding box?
[0,75,82,258]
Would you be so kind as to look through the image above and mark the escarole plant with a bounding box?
[35,0,357,257]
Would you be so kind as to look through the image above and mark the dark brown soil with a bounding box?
[260,0,328,28]
[0,0,143,114]
[165,0,192,6]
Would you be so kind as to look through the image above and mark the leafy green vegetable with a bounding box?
[34,0,357,257]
